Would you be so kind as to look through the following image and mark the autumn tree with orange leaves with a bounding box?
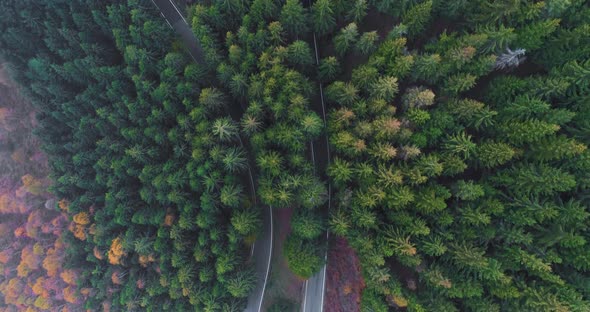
[108,237,126,265]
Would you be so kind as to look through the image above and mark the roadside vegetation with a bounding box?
[319,0,590,310]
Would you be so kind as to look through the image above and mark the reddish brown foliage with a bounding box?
[60,270,78,285]
[0,68,83,310]
[324,237,365,312]
[108,237,126,265]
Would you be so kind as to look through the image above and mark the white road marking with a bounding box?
[258,205,273,312]
[302,280,309,312]
[312,32,320,65]
[167,0,188,25]
[164,17,173,29]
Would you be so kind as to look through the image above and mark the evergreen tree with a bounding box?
[318,56,341,82]
[312,0,336,35]
[356,31,379,55]
[477,141,516,168]
[403,1,433,38]
[280,0,309,37]
[334,23,359,56]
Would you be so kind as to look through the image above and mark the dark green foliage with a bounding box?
[312,0,336,35]
[268,299,298,312]
[347,0,368,23]
[403,0,433,38]
[356,31,379,55]
[291,209,325,239]
[318,56,341,82]
[287,40,314,67]
[477,141,515,167]
[334,23,359,56]
[280,0,309,37]
[283,235,324,278]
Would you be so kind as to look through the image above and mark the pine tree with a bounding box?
[327,157,353,186]
[283,235,323,278]
[287,40,313,66]
[383,227,417,256]
[444,73,477,95]
[250,0,280,23]
[403,1,433,38]
[225,269,256,298]
[318,56,341,82]
[325,81,360,106]
[222,147,247,173]
[329,209,351,236]
[493,163,576,196]
[229,73,248,98]
[415,154,443,177]
[420,236,447,256]
[220,183,243,208]
[368,76,399,102]
[373,0,397,15]
[300,112,323,139]
[241,113,262,135]
[412,54,443,83]
[256,150,283,177]
[515,19,560,51]
[351,65,379,91]
[477,141,516,168]
[199,88,226,113]
[291,209,324,239]
[403,87,435,109]
[280,0,309,37]
[443,132,476,160]
[453,180,485,201]
[268,21,285,44]
[499,119,560,145]
[356,31,379,55]
[212,117,238,142]
[369,142,398,161]
[529,136,586,161]
[334,23,359,56]
[231,208,261,236]
[298,176,328,209]
[346,0,368,23]
[312,0,336,35]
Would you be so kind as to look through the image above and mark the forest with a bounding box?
[0,0,589,311]
[0,63,86,310]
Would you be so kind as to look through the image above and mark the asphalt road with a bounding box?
[150,1,273,311]
[151,0,206,64]
[301,0,332,309]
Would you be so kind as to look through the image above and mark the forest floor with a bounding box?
[262,207,304,311]
[0,64,47,177]
[324,237,365,312]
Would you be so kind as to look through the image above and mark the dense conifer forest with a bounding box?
[1,0,589,311]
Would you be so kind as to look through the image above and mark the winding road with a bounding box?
[150,1,273,311]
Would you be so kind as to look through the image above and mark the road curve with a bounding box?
[149,1,273,311]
